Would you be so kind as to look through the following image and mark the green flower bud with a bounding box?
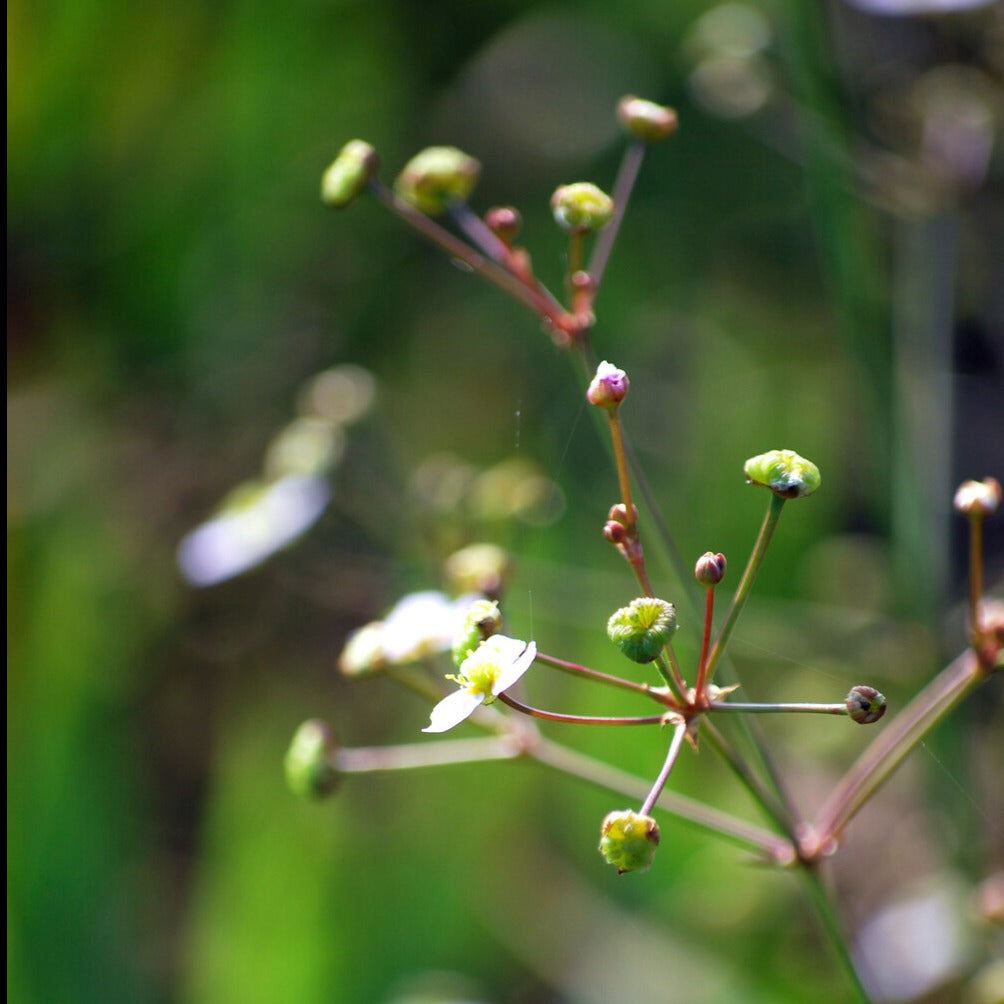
[285,719,340,799]
[845,685,887,725]
[550,182,614,235]
[599,809,660,874]
[695,551,727,586]
[744,449,821,499]
[953,477,1001,517]
[320,140,379,209]
[451,599,503,667]
[587,361,630,409]
[617,96,679,143]
[394,146,481,215]
[607,597,678,663]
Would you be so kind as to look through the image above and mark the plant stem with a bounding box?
[809,647,987,853]
[588,139,646,298]
[694,586,715,701]
[639,720,688,816]
[709,701,847,716]
[968,513,984,634]
[497,691,667,726]
[704,493,786,682]
[336,736,521,773]
[369,181,573,332]
[700,719,796,838]
[529,737,795,863]
[798,865,872,1004]
[535,650,671,702]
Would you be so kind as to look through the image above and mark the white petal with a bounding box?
[422,688,484,734]
[492,640,537,695]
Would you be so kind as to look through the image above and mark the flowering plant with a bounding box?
[283,94,1003,1003]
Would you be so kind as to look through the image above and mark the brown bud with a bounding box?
[845,685,887,725]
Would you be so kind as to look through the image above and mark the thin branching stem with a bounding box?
[535,650,671,703]
[497,691,668,726]
[588,139,646,297]
[809,647,988,852]
[704,493,786,682]
[640,720,688,816]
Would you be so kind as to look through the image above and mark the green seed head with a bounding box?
[320,140,379,209]
[599,809,660,874]
[285,719,340,799]
[617,96,679,142]
[394,146,481,215]
[744,449,821,499]
[551,182,614,234]
[607,597,678,663]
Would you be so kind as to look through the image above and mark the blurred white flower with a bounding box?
[338,591,484,675]
[177,474,330,587]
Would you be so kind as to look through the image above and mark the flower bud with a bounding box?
[744,449,821,499]
[285,719,340,799]
[551,182,614,234]
[320,140,379,209]
[337,621,387,676]
[485,206,522,244]
[953,477,1001,517]
[603,520,629,544]
[845,685,887,725]
[617,96,679,143]
[394,146,481,215]
[599,809,660,874]
[695,551,727,586]
[443,542,512,599]
[587,361,630,409]
[607,597,678,663]
[451,599,503,667]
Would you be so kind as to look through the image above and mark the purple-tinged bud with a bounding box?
[587,361,630,410]
[285,719,340,799]
[953,477,1001,517]
[845,685,887,725]
[551,182,614,234]
[695,551,727,586]
[617,96,679,143]
[394,146,481,215]
[320,140,379,209]
[604,520,629,545]
[485,206,522,244]
[599,809,660,873]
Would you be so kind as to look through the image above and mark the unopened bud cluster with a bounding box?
[845,685,887,725]
[617,96,679,143]
[551,182,614,235]
[285,719,340,799]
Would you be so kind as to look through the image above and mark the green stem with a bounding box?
[704,494,786,682]
[700,719,794,838]
[798,865,872,1004]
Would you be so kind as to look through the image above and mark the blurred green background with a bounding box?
[8,1,1003,1002]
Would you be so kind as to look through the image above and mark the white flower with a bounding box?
[423,635,537,734]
